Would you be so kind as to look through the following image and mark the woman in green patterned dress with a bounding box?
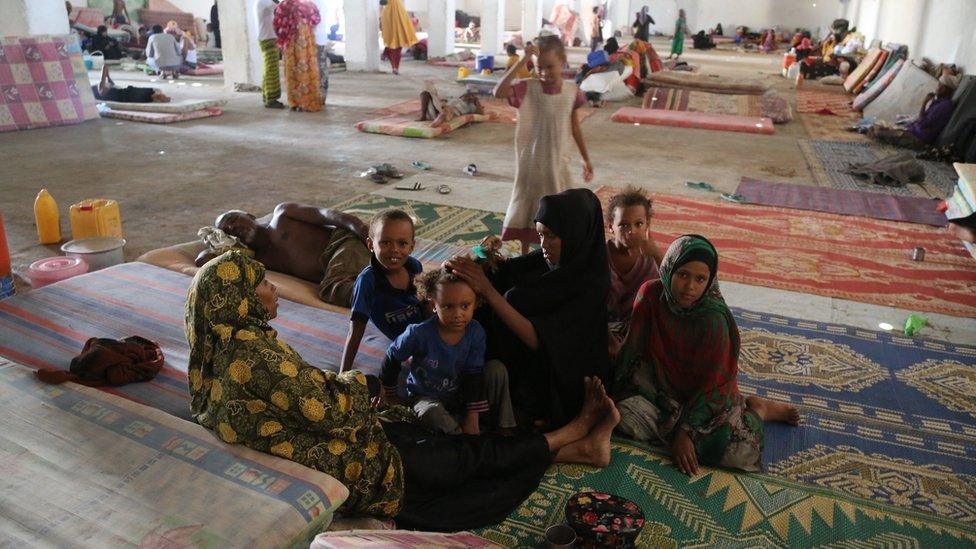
[185,251,619,529]
[669,9,690,60]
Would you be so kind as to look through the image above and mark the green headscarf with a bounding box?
[658,234,723,317]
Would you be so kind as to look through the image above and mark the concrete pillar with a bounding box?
[907,0,929,58]
[521,0,543,42]
[608,0,630,38]
[427,0,456,57]
[218,0,263,89]
[0,0,69,37]
[480,0,506,56]
[345,0,380,71]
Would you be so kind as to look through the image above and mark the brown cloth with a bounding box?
[36,336,164,386]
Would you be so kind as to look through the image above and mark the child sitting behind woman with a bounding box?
[606,187,664,342]
[381,268,516,435]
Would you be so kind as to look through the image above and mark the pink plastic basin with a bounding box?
[28,256,88,288]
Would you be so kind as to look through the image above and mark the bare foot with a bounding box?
[555,396,620,467]
[747,396,800,426]
[559,377,605,442]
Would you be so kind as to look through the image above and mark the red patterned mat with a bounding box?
[595,186,976,317]
[796,87,854,115]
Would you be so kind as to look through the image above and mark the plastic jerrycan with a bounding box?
[34,189,61,244]
[70,199,123,239]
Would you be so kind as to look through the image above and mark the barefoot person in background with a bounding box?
[613,235,800,476]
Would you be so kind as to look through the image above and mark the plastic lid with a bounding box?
[29,256,87,273]
[61,236,127,254]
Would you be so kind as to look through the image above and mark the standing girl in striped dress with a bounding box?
[494,35,594,255]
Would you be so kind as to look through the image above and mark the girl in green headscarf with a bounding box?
[613,235,799,476]
[186,251,620,529]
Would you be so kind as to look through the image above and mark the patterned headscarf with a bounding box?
[658,234,723,316]
[274,0,321,49]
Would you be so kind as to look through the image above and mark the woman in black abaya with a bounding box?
[447,188,610,428]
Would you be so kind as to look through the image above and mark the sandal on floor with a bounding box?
[720,193,746,203]
[373,163,404,179]
[394,182,426,191]
[463,163,478,176]
[436,184,452,194]
[360,168,388,184]
[685,181,715,191]
[411,160,432,170]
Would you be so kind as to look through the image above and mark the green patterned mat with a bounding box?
[474,438,976,548]
[331,194,519,254]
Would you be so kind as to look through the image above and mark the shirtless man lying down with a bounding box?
[196,203,370,307]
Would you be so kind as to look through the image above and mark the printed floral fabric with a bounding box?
[185,251,404,516]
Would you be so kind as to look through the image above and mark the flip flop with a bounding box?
[373,163,404,179]
[685,181,715,191]
[437,184,452,194]
[720,193,746,203]
[394,182,426,191]
[463,164,478,176]
[369,173,388,184]
[411,161,432,170]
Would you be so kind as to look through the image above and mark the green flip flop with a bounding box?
[685,181,716,192]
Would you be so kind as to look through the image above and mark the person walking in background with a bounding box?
[380,0,417,75]
[256,0,284,108]
[669,9,690,60]
[274,0,322,112]
[312,0,331,106]
[590,7,604,52]
[632,6,654,41]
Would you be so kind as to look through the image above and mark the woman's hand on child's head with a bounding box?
[444,256,492,295]
[582,160,594,183]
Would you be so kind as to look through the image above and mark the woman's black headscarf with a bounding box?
[492,188,610,427]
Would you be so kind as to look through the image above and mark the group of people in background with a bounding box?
[255,0,412,111]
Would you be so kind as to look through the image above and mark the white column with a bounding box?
[427,0,456,57]
[0,0,69,36]
[218,0,262,89]
[521,0,543,43]
[480,0,506,56]
[907,0,929,59]
[345,0,380,71]
[608,0,630,39]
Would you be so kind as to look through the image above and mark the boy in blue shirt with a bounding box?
[380,269,515,435]
[341,209,426,372]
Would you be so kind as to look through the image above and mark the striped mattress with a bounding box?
[0,262,392,420]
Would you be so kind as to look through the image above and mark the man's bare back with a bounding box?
[197,203,368,284]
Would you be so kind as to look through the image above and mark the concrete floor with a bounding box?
[1,39,973,343]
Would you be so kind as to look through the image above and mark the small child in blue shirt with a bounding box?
[341,209,426,372]
[381,268,516,435]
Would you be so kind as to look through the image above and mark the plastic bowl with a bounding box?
[28,256,89,288]
[61,237,126,271]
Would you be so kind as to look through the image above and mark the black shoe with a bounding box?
[265,100,285,109]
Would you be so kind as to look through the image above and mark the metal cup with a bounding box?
[545,524,577,548]
[911,247,926,261]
